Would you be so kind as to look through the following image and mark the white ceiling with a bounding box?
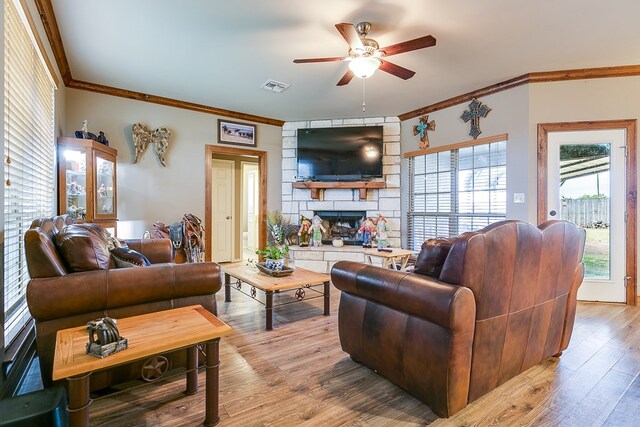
[52,0,640,122]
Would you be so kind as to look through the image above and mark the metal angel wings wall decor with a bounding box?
[131,123,172,167]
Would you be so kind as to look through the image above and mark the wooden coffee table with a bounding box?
[52,305,231,427]
[223,263,331,330]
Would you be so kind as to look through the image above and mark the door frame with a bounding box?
[241,161,260,253]
[537,119,637,305]
[205,145,267,262]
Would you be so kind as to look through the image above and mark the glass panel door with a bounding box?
[63,148,88,220]
[559,143,611,279]
[95,155,115,217]
[547,129,625,302]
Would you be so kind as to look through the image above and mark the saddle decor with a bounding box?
[131,123,172,167]
[86,317,128,358]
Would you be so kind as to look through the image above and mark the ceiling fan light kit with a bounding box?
[348,57,381,78]
[293,21,436,86]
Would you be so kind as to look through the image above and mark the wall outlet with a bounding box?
[513,193,525,204]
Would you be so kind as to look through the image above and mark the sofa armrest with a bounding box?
[124,238,172,264]
[27,262,222,321]
[331,261,475,330]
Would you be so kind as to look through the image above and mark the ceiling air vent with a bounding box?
[260,79,290,93]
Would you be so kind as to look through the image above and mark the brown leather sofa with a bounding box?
[331,220,585,417]
[25,215,222,391]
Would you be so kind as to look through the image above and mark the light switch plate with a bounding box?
[513,193,525,203]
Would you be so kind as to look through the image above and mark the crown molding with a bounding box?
[67,80,285,126]
[399,64,640,121]
[34,0,71,85]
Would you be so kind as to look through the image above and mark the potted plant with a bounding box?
[256,210,291,271]
[255,244,289,271]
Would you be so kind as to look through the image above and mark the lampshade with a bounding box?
[348,57,381,79]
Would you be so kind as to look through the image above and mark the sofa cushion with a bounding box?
[413,238,453,278]
[54,223,113,272]
[110,247,151,268]
[24,227,67,278]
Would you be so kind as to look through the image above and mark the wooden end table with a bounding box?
[223,263,331,330]
[52,305,231,427]
[363,248,415,271]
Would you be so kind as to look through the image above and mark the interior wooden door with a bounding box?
[211,159,234,262]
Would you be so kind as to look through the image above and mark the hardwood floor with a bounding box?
[89,289,640,426]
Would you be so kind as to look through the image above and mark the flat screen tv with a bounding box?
[296,126,383,182]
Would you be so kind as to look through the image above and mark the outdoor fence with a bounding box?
[561,197,609,228]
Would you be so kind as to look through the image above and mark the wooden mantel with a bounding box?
[292,181,386,200]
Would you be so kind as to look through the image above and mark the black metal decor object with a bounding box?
[86,317,128,358]
[461,98,491,139]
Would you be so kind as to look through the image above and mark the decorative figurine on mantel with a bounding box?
[375,214,390,248]
[309,215,326,247]
[358,217,376,248]
[297,215,312,247]
[413,115,436,149]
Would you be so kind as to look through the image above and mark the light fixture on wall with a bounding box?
[348,56,381,79]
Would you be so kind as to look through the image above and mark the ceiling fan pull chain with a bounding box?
[362,78,366,112]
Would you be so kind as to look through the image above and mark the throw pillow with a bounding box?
[54,223,113,272]
[413,237,453,278]
[110,247,151,268]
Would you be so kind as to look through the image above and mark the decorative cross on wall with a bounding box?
[461,98,491,139]
[413,115,436,149]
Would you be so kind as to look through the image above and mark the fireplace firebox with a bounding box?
[314,211,366,245]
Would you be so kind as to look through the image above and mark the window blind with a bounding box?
[3,0,56,346]
[408,139,507,251]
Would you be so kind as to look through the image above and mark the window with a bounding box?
[407,137,507,251]
[3,0,56,346]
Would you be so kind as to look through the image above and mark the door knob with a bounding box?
[226,216,231,220]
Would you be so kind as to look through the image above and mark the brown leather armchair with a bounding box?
[25,216,222,391]
[331,220,585,417]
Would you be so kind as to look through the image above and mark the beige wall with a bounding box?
[399,85,530,235]
[64,89,282,239]
[400,76,640,296]
[401,76,640,222]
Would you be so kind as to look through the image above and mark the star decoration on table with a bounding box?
[141,355,169,381]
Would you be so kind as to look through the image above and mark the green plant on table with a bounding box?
[258,211,290,256]
[255,244,289,260]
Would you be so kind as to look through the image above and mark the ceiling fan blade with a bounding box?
[380,35,436,56]
[293,57,345,64]
[337,69,355,86]
[335,23,364,50]
[379,60,416,80]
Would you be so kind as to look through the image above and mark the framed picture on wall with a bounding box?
[218,119,257,147]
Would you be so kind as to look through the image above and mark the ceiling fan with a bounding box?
[293,22,436,86]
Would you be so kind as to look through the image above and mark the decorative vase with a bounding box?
[265,258,285,271]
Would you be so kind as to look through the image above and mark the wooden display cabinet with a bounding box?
[57,137,118,234]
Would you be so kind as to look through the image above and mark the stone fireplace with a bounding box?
[281,117,402,272]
